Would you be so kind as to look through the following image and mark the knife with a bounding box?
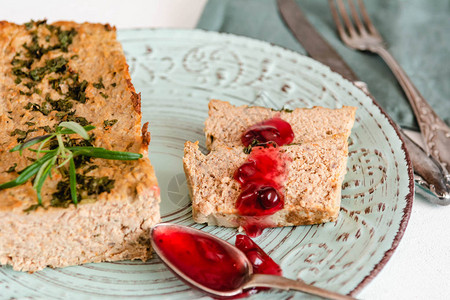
[277,0,450,205]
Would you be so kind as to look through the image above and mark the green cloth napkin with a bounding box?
[197,0,449,129]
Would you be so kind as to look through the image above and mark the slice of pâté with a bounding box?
[184,100,356,233]
[0,20,160,272]
[184,134,349,228]
[204,99,356,150]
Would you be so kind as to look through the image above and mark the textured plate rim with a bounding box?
[119,27,415,296]
[345,82,414,295]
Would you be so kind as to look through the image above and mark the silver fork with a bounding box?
[329,0,450,174]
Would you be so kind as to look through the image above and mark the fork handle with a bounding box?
[374,46,450,173]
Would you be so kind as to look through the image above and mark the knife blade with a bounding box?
[277,0,358,81]
[277,0,450,205]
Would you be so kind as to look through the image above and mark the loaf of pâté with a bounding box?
[0,20,160,272]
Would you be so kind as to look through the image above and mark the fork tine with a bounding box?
[336,0,358,37]
[328,0,349,41]
[357,0,380,36]
[348,0,367,35]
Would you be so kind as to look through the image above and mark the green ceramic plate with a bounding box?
[0,29,413,299]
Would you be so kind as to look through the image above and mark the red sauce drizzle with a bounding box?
[236,234,282,276]
[153,227,248,292]
[234,144,285,217]
[235,117,294,237]
[235,234,283,297]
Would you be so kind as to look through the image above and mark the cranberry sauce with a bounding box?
[235,117,294,237]
[234,144,286,217]
[234,142,289,237]
[241,117,294,147]
[227,234,283,298]
[235,234,282,276]
[152,225,248,292]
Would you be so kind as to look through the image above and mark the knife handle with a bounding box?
[400,130,450,205]
[356,81,450,205]
[375,46,450,174]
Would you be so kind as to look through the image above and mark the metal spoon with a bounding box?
[151,223,356,300]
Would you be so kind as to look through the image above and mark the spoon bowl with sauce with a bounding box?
[151,223,356,300]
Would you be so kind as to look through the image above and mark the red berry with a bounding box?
[241,117,294,147]
[234,161,256,184]
[257,186,281,209]
[242,125,280,146]
[235,234,255,252]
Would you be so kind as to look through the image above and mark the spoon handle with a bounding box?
[243,274,356,300]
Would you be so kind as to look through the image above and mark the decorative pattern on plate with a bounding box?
[0,29,413,299]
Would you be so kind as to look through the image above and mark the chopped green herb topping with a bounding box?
[23,203,43,213]
[66,79,88,103]
[56,28,77,52]
[243,139,259,154]
[10,129,27,137]
[83,165,99,174]
[6,163,18,173]
[93,77,105,89]
[12,20,87,106]
[271,107,293,113]
[243,140,277,154]
[103,119,118,129]
[24,101,50,116]
[27,56,68,82]
[51,174,115,208]
[39,125,52,133]
[10,128,38,143]
[55,111,90,126]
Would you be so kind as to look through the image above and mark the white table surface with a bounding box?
[2,1,449,299]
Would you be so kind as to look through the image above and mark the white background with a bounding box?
[2,1,449,299]
[1,0,208,29]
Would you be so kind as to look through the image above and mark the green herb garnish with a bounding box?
[6,163,18,173]
[24,101,51,116]
[66,78,88,103]
[271,106,293,113]
[243,139,259,154]
[103,119,118,129]
[23,203,42,213]
[51,174,115,208]
[39,125,52,133]
[28,56,68,82]
[93,77,105,89]
[10,128,38,143]
[10,129,27,138]
[0,121,142,207]
[243,140,277,154]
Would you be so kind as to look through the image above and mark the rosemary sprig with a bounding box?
[0,121,142,206]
